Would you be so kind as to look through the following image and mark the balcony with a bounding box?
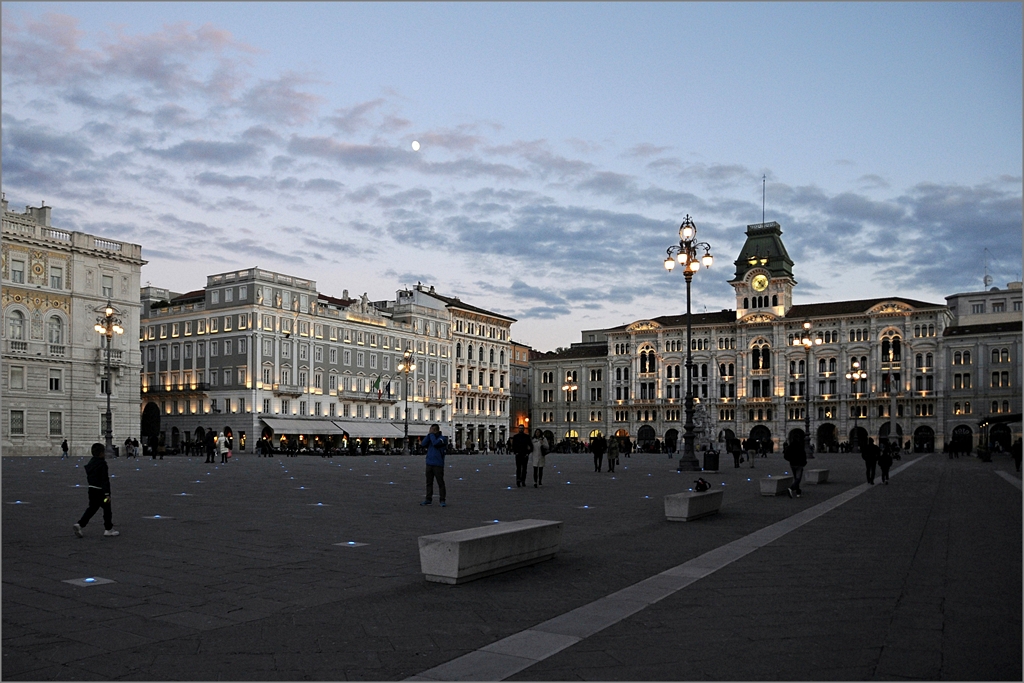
[49,344,66,357]
[143,383,211,395]
[273,383,305,397]
[95,348,125,365]
[7,340,28,354]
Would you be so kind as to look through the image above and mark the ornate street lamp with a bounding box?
[793,322,822,455]
[845,360,868,451]
[94,302,124,458]
[397,350,416,454]
[664,214,714,471]
[561,378,578,442]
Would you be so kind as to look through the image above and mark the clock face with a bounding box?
[751,274,769,292]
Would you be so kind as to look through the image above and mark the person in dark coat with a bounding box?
[784,433,807,498]
[878,442,894,484]
[863,437,880,484]
[73,443,119,537]
[591,434,607,472]
[204,428,216,464]
[61,439,69,459]
[419,424,448,506]
[510,425,533,488]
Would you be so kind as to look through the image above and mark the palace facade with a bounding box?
[139,274,513,453]
[2,199,146,456]
[532,222,1022,454]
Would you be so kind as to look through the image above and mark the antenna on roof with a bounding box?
[983,248,993,288]
[762,174,766,225]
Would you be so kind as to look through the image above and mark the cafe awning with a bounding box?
[396,422,431,437]
[331,420,405,439]
[260,417,346,435]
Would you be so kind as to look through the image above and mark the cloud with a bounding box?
[195,172,268,190]
[326,98,386,133]
[624,143,671,158]
[857,174,890,190]
[238,74,324,125]
[146,139,262,165]
[2,117,93,160]
[287,135,408,170]
[418,126,484,151]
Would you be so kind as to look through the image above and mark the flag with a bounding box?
[372,376,382,398]
[384,380,391,398]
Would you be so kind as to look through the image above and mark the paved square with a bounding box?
[3,450,1020,680]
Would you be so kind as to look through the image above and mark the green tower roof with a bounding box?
[729,222,795,283]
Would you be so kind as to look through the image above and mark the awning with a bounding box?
[260,417,346,435]
[394,422,431,437]
[331,420,405,439]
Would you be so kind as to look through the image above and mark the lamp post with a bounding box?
[846,360,867,450]
[397,350,416,454]
[94,302,124,458]
[664,214,714,471]
[561,378,578,443]
[793,322,822,456]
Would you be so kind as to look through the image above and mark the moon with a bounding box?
[411,140,420,151]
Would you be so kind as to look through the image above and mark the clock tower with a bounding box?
[729,221,796,321]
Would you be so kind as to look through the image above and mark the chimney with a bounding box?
[342,289,349,300]
[27,203,51,227]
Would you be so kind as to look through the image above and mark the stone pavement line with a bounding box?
[995,470,1023,490]
[408,456,930,682]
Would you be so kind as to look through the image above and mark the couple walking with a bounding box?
[511,426,549,488]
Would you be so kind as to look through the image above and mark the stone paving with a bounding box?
[2,447,1020,681]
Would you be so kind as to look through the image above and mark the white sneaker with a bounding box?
[73,523,83,538]
[103,529,119,537]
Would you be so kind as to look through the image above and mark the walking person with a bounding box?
[784,433,806,498]
[131,437,139,459]
[531,429,549,487]
[419,424,448,506]
[73,443,119,538]
[878,442,894,484]
[510,425,532,488]
[591,433,607,472]
[217,432,229,463]
[61,438,69,460]
[606,436,619,473]
[863,437,880,484]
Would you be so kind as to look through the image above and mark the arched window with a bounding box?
[1003,401,1010,413]
[925,353,932,367]
[916,353,923,368]
[751,347,760,369]
[992,401,999,414]
[729,363,734,375]
[743,297,749,309]
[881,339,891,361]
[964,351,971,365]
[467,344,473,359]
[490,349,495,363]
[499,350,504,364]
[772,294,778,306]
[954,402,960,414]
[892,338,901,361]
[829,358,836,373]
[456,343,462,358]
[8,310,25,340]
[701,364,707,378]
[914,325,920,337]
[818,359,826,373]
[479,346,484,361]
[761,345,771,369]
[615,368,621,381]
[47,316,63,344]
[798,359,805,374]
[850,330,856,342]
[992,349,1000,364]
[954,351,962,364]
[1002,349,1009,362]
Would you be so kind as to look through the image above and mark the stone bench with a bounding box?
[805,468,830,484]
[664,489,724,522]
[760,475,794,496]
[418,519,563,584]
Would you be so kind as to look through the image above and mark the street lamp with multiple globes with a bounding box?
[397,350,416,454]
[94,303,124,457]
[561,378,578,442]
[663,214,714,471]
[793,322,822,455]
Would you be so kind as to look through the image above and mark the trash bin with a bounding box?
[703,450,719,471]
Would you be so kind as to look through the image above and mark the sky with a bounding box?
[2,2,1021,352]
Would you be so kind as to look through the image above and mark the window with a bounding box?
[49,411,62,435]
[50,266,63,289]
[47,316,63,344]
[971,303,984,314]
[9,365,25,390]
[11,260,25,283]
[224,340,232,356]
[225,288,234,303]
[211,290,220,304]
[47,368,62,391]
[8,310,25,340]
[211,341,219,356]
[10,410,25,435]
[102,274,114,298]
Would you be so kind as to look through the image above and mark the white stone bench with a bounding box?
[664,489,724,521]
[418,519,563,584]
[760,475,794,496]
[805,468,830,484]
